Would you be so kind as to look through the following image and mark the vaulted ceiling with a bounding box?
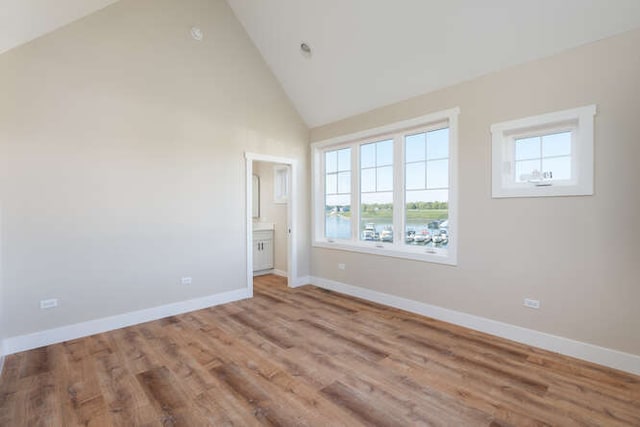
[3,1,640,128]
[227,0,640,127]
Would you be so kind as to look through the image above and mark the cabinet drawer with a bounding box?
[253,230,274,240]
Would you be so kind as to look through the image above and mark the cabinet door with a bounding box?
[252,230,274,272]
[261,237,273,269]
[253,239,263,271]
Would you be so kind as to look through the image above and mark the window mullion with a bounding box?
[393,134,404,248]
[317,147,325,241]
[352,143,359,242]
[539,136,543,173]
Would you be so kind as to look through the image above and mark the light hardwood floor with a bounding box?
[1,274,639,426]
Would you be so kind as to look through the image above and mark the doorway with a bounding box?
[245,153,297,295]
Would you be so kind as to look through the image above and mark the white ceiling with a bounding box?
[0,0,119,55]
[227,0,640,127]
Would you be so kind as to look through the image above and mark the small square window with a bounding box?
[491,105,596,198]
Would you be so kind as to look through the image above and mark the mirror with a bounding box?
[252,174,260,218]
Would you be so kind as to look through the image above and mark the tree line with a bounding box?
[360,202,448,211]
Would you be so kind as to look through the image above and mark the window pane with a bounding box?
[360,192,393,242]
[377,166,393,191]
[360,140,394,243]
[325,173,337,194]
[405,190,448,248]
[376,140,394,166]
[337,171,351,194]
[407,127,450,248]
[360,143,375,168]
[325,213,351,240]
[542,156,571,180]
[326,194,350,206]
[427,159,448,189]
[325,194,351,240]
[361,168,376,192]
[427,128,449,159]
[325,151,337,173]
[405,162,425,190]
[405,133,426,162]
[337,148,351,171]
[515,136,541,161]
[542,131,571,157]
[515,159,541,182]
[325,148,351,240]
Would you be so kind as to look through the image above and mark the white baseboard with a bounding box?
[290,275,311,288]
[310,276,640,376]
[272,269,288,277]
[0,355,4,378]
[253,269,273,277]
[3,288,251,355]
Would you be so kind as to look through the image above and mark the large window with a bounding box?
[312,108,459,265]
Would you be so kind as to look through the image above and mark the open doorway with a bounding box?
[245,153,297,295]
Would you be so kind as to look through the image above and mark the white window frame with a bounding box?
[312,108,459,266]
[491,105,596,198]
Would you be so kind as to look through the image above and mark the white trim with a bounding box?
[312,107,460,149]
[309,276,640,376]
[312,241,456,266]
[245,157,255,296]
[3,288,250,355]
[253,269,273,277]
[491,105,596,198]
[272,269,288,277]
[0,355,4,377]
[290,275,311,288]
[245,153,298,290]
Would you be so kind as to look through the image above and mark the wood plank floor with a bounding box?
[1,274,639,426]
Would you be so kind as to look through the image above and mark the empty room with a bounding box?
[1,0,639,425]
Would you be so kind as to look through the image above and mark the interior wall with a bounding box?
[253,161,288,273]
[310,28,640,356]
[0,0,309,339]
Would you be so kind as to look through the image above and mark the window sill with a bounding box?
[312,240,457,266]
[493,181,591,198]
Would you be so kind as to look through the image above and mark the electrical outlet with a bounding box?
[523,298,540,309]
[338,263,346,271]
[181,277,192,285]
[40,298,58,309]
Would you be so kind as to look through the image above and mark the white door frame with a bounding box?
[245,153,298,295]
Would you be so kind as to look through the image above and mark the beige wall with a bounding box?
[0,0,309,338]
[254,161,288,273]
[310,29,640,356]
